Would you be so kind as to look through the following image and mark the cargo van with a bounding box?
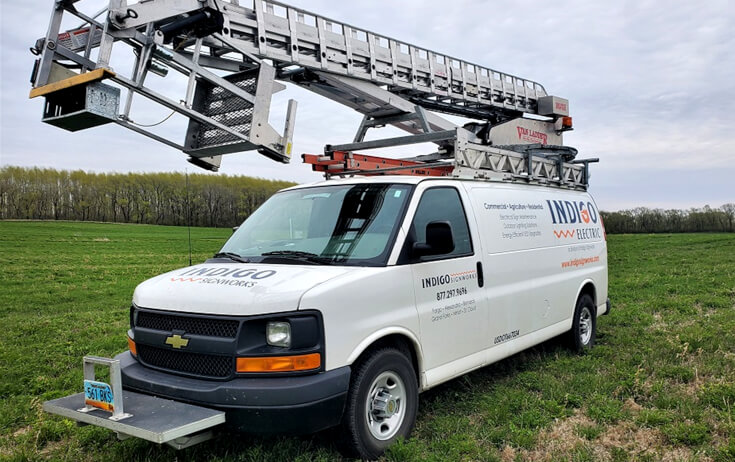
[30,0,607,458]
[118,176,609,459]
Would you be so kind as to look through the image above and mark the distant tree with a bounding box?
[601,205,734,234]
[1,165,731,234]
[0,166,295,228]
[721,204,735,232]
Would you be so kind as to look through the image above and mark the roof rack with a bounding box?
[303,128,597,190]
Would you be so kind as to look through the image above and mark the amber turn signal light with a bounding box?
[236,353,321,373]
[127,336,137,356]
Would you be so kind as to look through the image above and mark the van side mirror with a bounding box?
[412,221,455,258]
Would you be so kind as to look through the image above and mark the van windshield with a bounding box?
[219,183,414,266]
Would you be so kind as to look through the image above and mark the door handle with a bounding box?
[477,261,484,288]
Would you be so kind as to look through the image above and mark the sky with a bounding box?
[0,0,733,211]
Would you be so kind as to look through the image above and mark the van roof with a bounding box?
[284,176,428,191]
[283,175,594,195]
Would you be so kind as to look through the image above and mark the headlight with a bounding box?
[266,322,291,348]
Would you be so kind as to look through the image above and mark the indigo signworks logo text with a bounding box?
[171,267,278,288]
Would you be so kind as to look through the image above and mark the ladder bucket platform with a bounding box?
[43,391,226,447]
[30,65,120,132]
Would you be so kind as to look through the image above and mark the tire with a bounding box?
[569,294,596,352]
[337,347,419,460]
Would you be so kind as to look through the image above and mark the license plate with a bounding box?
[83,380,115,412]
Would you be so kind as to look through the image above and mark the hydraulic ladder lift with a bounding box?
[29,0,595,186]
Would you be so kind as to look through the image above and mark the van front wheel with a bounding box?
[570,294,596,352]
[337,348,418,460]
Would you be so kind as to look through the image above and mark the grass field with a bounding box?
[0,221,733,461]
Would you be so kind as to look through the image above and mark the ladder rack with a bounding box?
[303,128,597,191]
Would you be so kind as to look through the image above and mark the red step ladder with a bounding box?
[302,151,454,178]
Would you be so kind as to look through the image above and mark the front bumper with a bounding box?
[117,352,350,434]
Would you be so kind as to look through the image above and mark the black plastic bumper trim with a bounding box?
[117,352,350,434]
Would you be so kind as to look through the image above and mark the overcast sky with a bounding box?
[1,0,733,210]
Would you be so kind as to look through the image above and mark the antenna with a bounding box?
[185,169,193,267]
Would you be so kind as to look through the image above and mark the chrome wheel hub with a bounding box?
[580,306,592,345]
[365,371,406,440]
[371,390,399,419]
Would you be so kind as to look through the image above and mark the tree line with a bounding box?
[0,166,295,228]
[600,205,734,234]
[0,166,732,233]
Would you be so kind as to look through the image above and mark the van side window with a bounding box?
[407,187,473,260]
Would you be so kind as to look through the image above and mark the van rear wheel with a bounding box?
[569,294,596,352]
[336,347,418,460]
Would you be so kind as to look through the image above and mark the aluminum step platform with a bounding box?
[43,391,226,448]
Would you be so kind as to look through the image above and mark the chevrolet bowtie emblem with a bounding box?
[165,334,189,349]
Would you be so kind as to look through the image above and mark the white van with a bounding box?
[119,176,609,459]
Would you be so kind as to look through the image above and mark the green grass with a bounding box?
[1,223,733,461]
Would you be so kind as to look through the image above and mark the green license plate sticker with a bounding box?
[83,380,114,412]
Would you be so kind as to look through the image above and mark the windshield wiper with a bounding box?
[262,250,320,257]
[212,252,250,263]
[260,250,335,264]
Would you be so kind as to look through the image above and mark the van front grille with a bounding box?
[136,311,239,338]
[137,344,233,379]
